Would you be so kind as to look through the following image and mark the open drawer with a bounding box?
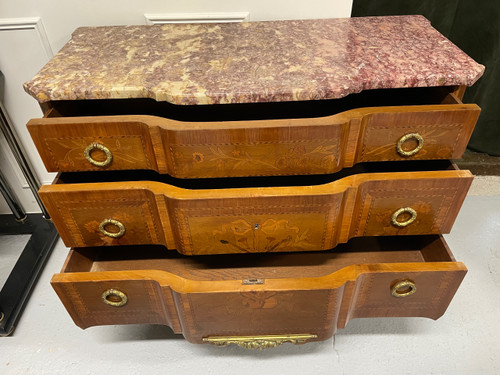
[28,86,480,178]
[39,160,473,255]
[51,235,467,348]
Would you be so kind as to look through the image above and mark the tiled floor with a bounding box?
[1,193,499,375]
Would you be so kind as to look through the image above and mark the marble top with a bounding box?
[24,15,484,105]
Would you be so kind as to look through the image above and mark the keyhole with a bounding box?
[254,224,259,230]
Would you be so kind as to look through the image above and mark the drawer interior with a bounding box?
[45,86,460,122]
[63,235,455,281]
[54,159,459,189]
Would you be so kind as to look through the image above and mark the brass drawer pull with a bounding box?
[391,280,417,298]
[102,289,128,307]
[391,207,417,228]
[99,218,126,238]
[202,334,317,349]
[396,132,424,157]
[84,142,113,167]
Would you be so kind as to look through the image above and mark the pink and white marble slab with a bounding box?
[24,15,485,105]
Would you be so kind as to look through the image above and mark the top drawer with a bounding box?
[27,87,480,178]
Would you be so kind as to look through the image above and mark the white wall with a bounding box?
[0,0,353,213]
[0,19,55,214]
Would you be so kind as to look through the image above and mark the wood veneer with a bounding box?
[27,87,480,178]
[51,235,467,344]
[39,161,472,255]
[25,16,482,347]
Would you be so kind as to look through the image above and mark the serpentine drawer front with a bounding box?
[51,235,467,347]
[27,88,480,178]
[39,162,472,254]
[24,15,484,346]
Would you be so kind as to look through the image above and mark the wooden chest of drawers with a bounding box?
[24,15,484,348]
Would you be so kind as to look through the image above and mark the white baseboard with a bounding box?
[144,12,250,25]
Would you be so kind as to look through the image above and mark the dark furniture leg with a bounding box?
[0,71,58,336]
[0,214,58,336]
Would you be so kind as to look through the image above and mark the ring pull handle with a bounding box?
[99,218,126,238]
[391,207,417,228]
[84,142,113,167]
[102,289,128,307]
[391,280,417,298]
[396,133,424,157]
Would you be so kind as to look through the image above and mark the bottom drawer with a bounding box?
[51,235,466,349]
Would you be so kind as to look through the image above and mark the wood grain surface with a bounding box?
[28,99,480,177]
[39,167,473,255]
[51,235,467,344]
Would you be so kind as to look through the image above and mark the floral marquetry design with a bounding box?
[361,122,465,162]
[192,152,204,163]
[356,182,463,237]
[170,139,340,177]
[240,291,278,309]
[273,144,338,170]
[180,210,330,255]
[44,136,151,171]
[213,218,314,253]
[55,197,161,247]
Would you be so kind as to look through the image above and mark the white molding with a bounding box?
[144,12,250,25]
[0,17,53,190]
[0,17,53,60]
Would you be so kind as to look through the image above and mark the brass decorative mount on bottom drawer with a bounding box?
[51,235,467,347]
[39,161,473,255]
[201,334,318,349]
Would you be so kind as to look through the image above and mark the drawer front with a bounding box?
[352,175,473,238]
[349,269,466,321]
[28,102,479,177]
[28,120,158,172]
[169,194,343,255]
[52,278,169,328]
[39,170,472,254]
[359,106,480,162]
[40,188,167,248]
[174,289,342,344]
[51,236,467,346]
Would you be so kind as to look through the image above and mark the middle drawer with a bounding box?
[40,161,472,255]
